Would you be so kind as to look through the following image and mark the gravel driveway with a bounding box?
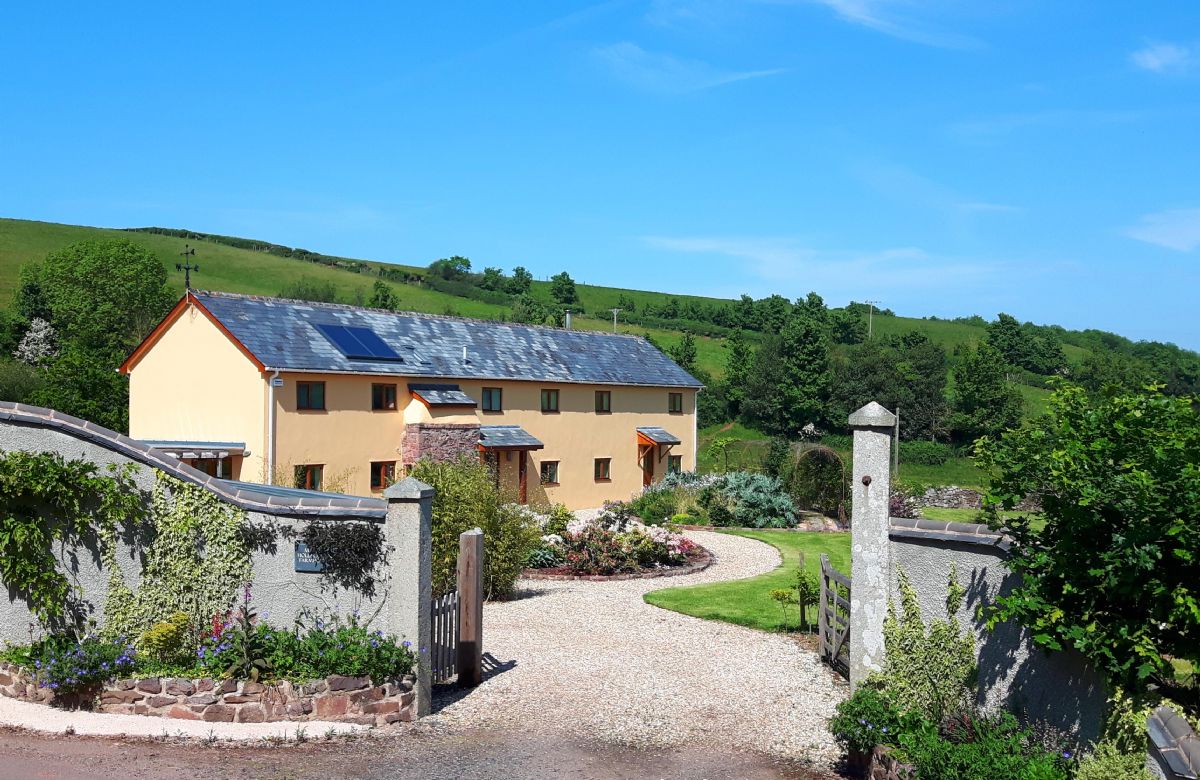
[432,530,847,770]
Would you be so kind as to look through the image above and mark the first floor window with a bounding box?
[482,387,502,412]
[370,460,396,490]
[668,392,683,414]
[594,457,611,481]
[298,381,326,410]
[372,383,397,410]
[595,390,611,413]
[294,464,323,490]
[668,455,683,474]
[540,460,559,485]
[540,388,559,413]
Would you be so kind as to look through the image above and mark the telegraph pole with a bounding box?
[609,308,622,333]
[865,299,881,339]
[176,245,200,289]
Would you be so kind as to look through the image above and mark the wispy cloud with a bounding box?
[852,161,1021,216]
[593,42,786,93]
[948,108,1146,140]
[795,0,977,48]
[1124,208,1200,252]
[640,235,999,300]
[1131,41,1197,75]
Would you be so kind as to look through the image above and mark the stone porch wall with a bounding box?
[0,661,416,726]
[401,422,481,466]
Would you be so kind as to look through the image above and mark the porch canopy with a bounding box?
[636,426,681,446]
[478,425,544,451]
[140,440,247,459]
[408,383,477,408]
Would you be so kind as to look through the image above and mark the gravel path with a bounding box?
[432,530,847,769]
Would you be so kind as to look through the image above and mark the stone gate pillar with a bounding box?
[384,476,434,716]
[848,401,896,688]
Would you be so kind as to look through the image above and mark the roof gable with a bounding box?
[184,291,703,388]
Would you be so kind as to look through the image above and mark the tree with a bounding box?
[30,345,131,432]
[428,255,471,280]
[668,332,698,373]
[723,329,754,418]
[368,280,398,311]
[278,277,338,304]
[891,332,949,441]
[829,308,868,345]
[986,313,1066,375]
[505,266,533,295]
[510,295,556,326]
[977,385,1199,688]
[549,271,578,305]
[948,343,1023,443]
[37,239,173,355]
[14,318,57,367]
[479,267,506,291]
[742,292,831,436]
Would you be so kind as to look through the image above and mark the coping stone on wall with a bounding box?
[888,517,1011,552]
[1148,707,1200,780]
[0,402,386,520]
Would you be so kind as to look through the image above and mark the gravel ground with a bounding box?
[431,530,848,770]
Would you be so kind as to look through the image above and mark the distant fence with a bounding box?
[818,554,852,677]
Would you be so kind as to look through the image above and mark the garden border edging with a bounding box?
[522,547,713,581]
[0,661,416,726]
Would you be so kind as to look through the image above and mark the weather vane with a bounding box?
[176,245,200,289]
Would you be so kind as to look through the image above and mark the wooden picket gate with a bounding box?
[429,528,485,687]
[818,553,852,678]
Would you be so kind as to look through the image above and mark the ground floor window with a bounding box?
[540,460,559,485]
[668,454,682,474]
[294,464,324,491]
[594,457,611,481]
[370,460,396,491]
[187,456,232,479]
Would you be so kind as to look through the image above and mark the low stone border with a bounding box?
[868,745,912,779]
[0,662,415,726]
[522,547,713,581]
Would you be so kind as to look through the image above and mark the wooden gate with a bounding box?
[818,554,852,678]
[430,589,459,684]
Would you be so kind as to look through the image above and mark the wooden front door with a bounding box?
[642,445,654,486]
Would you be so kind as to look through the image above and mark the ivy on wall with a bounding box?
[103,473,251,640]
[0,451,144,629]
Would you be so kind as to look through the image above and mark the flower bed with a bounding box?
[0,661,416,725]
[523,502,710,579]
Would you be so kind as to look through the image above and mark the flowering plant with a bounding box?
[27,634,136,698]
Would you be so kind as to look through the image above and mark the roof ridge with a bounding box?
[192,289,652,341]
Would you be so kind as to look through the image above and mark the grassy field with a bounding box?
[644,529,851,633]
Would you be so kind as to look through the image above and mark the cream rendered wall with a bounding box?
[272,375,697,508]
[127,306,266,480]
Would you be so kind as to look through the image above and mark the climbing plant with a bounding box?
[0,451,143,629]
[103,473,251,641]
[300,519,389,597]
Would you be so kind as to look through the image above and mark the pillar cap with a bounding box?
[384,476,435,500]
[848,401,897,428]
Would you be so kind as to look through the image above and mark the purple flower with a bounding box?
[49,682,58,690]
[402,640,411,648]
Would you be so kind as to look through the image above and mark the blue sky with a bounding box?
[2,2,1198,347]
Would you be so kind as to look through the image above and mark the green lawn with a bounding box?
[644,529,851,633]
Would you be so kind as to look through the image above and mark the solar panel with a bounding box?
[313,323,403,362]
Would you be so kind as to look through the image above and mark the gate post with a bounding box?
[848,401,896,689]
[456,528,484,687]
[384,477,434,716]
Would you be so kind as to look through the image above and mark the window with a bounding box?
[540,389,559,413]
[668,455,683,474]
[294,464,323,491]
[668,392,683,414]
[594,458,611,481]
[370,460,396,491]
[482,387,503,412]
[297,381,326,411]
[595,390,611,414]
[540,461,559,485]
[371,383,397,411]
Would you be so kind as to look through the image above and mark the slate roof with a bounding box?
[190,291,703,388]
[637,426,682,445]
[408,383,477,407]
[479,425,544,450]
[141,440,247,455]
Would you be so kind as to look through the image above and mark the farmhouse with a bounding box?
[120,291,701,507]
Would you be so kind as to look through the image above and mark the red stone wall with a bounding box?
[0,662,415,726]
[401,423,480,466]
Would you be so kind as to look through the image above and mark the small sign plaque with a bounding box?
[272,377,285,388]
[294,542,324,573]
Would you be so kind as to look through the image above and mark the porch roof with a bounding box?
[408,383,477,407]
[479,425,544,450]
[636,426,682,446]
[140,440,247,458]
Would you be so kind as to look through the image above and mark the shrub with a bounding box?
[899,440,953,466]
[1075,740,1153,780]
[629,488,678,524]
[25,634,137,699]
[525,544,563,569]
[896,712,1070,780]
[410,457,541,599]
[540,504,573,537]
[138,611,191,663]
[696,472,798,528]
[560,526,638,575]
[829,686,905,754]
